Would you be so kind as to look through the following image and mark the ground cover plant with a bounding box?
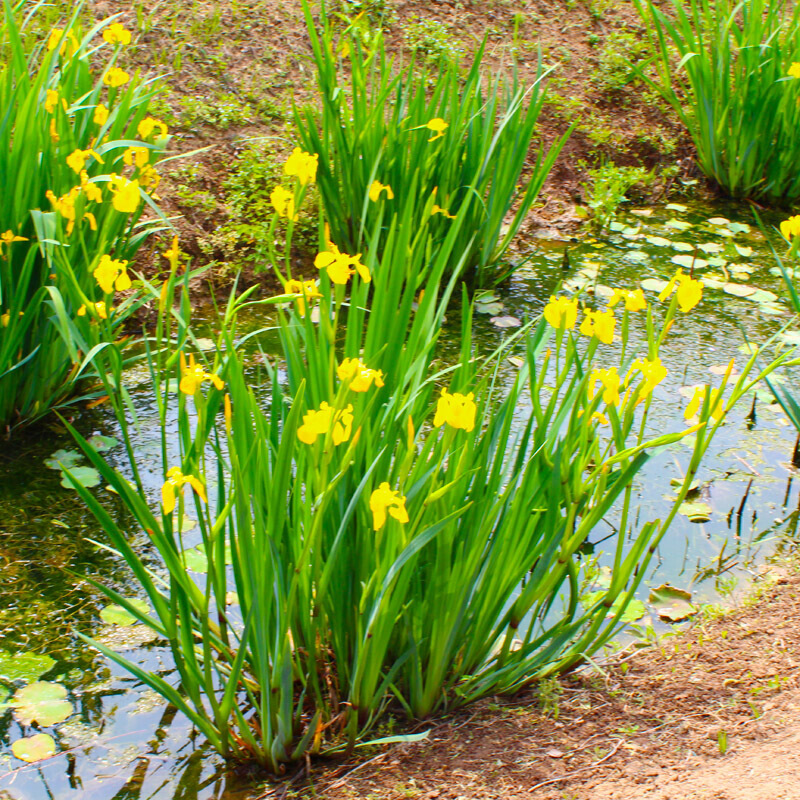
[63,152,791,771]
[293,1,569,287]
[636,0,800,203]
[0,1,167,433]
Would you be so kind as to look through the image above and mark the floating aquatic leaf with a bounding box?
[779,330,800,345]
[621,225,641,237]
[700,276,726,289]
[86,434,118,452]
[649,584,699,622]
[646,235,671,247]
[11,734,56,763]
[609,221,626,232]
[490,316,522,329]
[665,202,687,212]
[706,256,728,268]
[738,343,759,355]
[672,241,695,252]
[475,301,504,315]
[734,244,753,257]
[95,624,160,651]
[665,218,692,231]
[678,384,704,399]
[100,599,150,626]
[747,289,779,304]
[708,216,730,225]
[0,651,55,684]
[697,242,724,254]
[12,682,72,726]
[727,222,750,234]
[730,272,751,282]
[715,227,735,238]
[709,363,739,376]
[759,303,786,316]
[44,449,82,470]
[594,285,615,298]
[630,208,653,217]
[182,542,233,573]
[580,591,646,623]
[678,501,712,523]
[640,278,668,293]
[670,476,702,493]
[194,337,216,351]
[507,356,525,369]
[60,466,101,490]
[671,254,708,269]
[160,515,197,533]
[729,262,754,273]
[723,283,757,298]
[624,250,648,262]
[226,591,239,606]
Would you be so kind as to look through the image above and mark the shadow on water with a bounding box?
[2,198,800,798]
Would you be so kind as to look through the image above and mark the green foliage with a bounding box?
[581,161,653,229]
[404,16,462,66]
[0,2,166,432]
[66,175,785,769]
[636,0,800,203]
[594,30,648,95]
[294,1,569,286]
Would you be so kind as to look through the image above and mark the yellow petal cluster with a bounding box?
[66,148,104,175]
[46,187,81,234]
[161,466,207,514]
[580,308,616,344]
[47,28,79,56]
[657,268,703,312]
[297,402,353,445]
[103,67,130,88]
[1,230,27,250]
[789,62,800,79]
[270,185,297,220]
[337,358,385,392]
[431,204,457,219]
[109,174,141,213]
[315,243,370,284]
[93,254,131,294]
[77,301,109,319]
[102,22,131,45]
[369,181,394,202]
[369,482,409,531]
[433,388,476,432]
[588,367,621,407]
[123,146,150,168]
[93,103,109,126]
[426,118,448,142]
[625,357,667,404]
[285,279,321,316]
[543,295,578,331]
[80,171,103,203]
[608,287,647,312]
[780,215,800,240]
[137,117,168,139]
[179,353,224,395]
[284,148,318,186]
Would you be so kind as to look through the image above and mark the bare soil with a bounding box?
[273,564,800,800]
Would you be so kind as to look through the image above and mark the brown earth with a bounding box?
[258,563,800,800]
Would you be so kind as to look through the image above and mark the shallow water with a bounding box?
[2,199,800,799]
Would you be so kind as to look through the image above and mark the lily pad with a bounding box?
[490,315,522,328]
[641,278,669,293]
[723,283,757,298]
[779,330,800,345]
[672,241,695,252]
[708,216,730,225]
[727,222,750,234]
[475,301,504,315]
[12,681,72,726]
[44,449,82,470]
[160,515,197,533]
[678,500,712,523]
[697,242,724,254]
[665,203,687,212]
[631,208,653,217]
[182,542,233,573]
[194,337,216,351]
[665,218,692,231]
[507,356,525,369]
[0,651,55,685]
[86,434,118,452]
[671,254,708,269]
[12,733,56,763]
[747,289,778,304]
[624,250,648,262]
[706,256,728,268]
[649,584,699,622]
[701,276,726,289]
[99,599,150,626]
[609,220,626,232]
[60,466,101,490]
[734,244,753,257]
[646,235,671,247]
[581,591,646,623]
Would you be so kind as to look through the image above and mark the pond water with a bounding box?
[2,199,799,799]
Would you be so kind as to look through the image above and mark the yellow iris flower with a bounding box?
[179,353,224,395]
[369,482,409,531]
[103,67,130,88]
[433,388,476,432]
[337,358,385,392]
[588,367,621,407]
[102,22,131,45]
[296,401,354,445]
[314,243,371,284]
[284,279,321,316]
[109,174,141,214]
[93,254,131,294]
[426,118,448,142]
[369,181,394,202]
[161,466,207,515]
[270,185,297,220]
[580,308,616,344]
[543,295,579,331]
[657,268,703,312]
[284,147,319,186]
[608,288,647,312]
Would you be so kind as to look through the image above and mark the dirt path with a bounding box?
[293,564,800,800]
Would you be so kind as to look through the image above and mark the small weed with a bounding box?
[178,95,253,131]
[594,30,648,95]
[537,677,563,719]
[717,729,728,755]
[580,160,654,228]
[404,16,462,66]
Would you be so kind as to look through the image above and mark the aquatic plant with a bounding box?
[0,2,167,432]
[292,0,569,287]
[635,0,800,203]
[66,166,789,770]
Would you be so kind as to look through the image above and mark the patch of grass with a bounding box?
[594,30,648,96]
[404,16,463,66]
